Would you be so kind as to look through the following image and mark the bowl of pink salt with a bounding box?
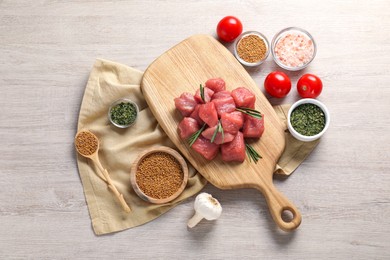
[271,27,316,71]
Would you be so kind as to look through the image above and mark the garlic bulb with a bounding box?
[187,192,222,228]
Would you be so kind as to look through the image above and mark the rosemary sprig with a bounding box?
[245,143,262,163]
[188,123,206,147]
[236,107,262,119]
[210,120,224,143]
[199,84,205,103]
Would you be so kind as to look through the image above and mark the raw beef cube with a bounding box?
[221,111,244,134]
[195,87,214,103]
[205,78,226,93]
[221,132,246,162]
[199,102,218,127]
[189,104,204,125]
[231,87,256,109]
[212,96,236,117]
[212,90,232,100]
[174,92,197,117]
[192,136,219,160]
[178,117,200,139]
[201,125,236,145]
[242,114,265,138]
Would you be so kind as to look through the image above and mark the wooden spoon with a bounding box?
[75,130,131,213]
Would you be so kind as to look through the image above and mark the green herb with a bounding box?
[199,84,205,103]
[245,143,262,163]
[110,102,137,126]
[236,107,262,119]
[210,120,224,143]
[188,124,206,147]
[290,103,325,136]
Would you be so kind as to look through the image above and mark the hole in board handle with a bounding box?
[281,207,295,223]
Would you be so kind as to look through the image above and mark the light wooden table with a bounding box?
[1,1,389,259]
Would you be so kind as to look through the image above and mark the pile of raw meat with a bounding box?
[174,78,264,162]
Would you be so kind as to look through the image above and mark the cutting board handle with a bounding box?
[255,183,302,232]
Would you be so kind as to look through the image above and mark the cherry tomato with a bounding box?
[264,71,291,98]
[297,74,323,98]
[216,16,243,42]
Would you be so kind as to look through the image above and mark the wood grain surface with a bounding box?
[1,0,389,259]
[142,34,301,231]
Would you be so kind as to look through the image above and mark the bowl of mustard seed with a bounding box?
[108,98,139,128]
[233,31,270,67]
[287,98,330,142]
[130,146,189,204]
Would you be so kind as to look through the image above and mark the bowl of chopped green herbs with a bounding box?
[108,98,139,128]
[287,98,330,142]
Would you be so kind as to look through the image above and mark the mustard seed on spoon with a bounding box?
[75,130,131,213]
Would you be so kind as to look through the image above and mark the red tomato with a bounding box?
[297,74,323,98]
[216,16,243,42]
[264,71,291,98]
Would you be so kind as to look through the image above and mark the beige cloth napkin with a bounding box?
[76,59,319,235]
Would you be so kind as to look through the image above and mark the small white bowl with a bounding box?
[271,27,317,71]
[287,99,330,142]
[233,31,270,67]
[108,98,139,128]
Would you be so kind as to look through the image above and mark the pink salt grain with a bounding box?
[274,32,314,68]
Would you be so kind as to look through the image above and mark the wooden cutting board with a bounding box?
[141,34,301,231]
